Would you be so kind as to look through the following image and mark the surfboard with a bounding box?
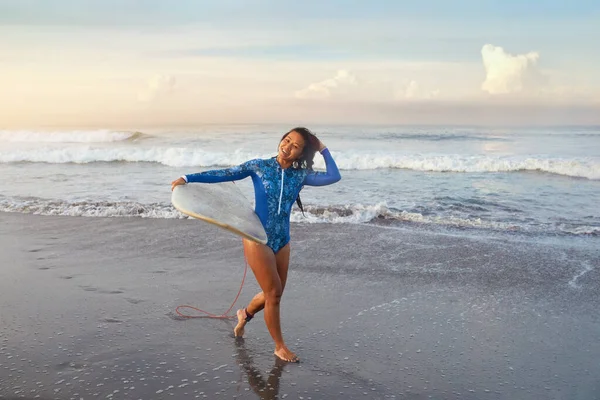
[171,182,268,245]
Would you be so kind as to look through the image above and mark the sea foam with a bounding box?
[1,146,598,180]
[0,130,143,143]
[1,197,596,236]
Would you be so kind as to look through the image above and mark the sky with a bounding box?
[1,0,599,128]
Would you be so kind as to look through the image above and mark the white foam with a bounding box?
[559,225,600,236]
[0,146,264,167]
[290,203,392,224]
[385,209,520,231]
[291,203,520,231]
[0,146,597,180]
[0,198,184,219]
[1,197,597,236]
[568,261,594,288]
[0,130,141,143]
[328,153,600,180]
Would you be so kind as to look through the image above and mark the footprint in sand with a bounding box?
[166,312,188,321]
[125,298,145,304]
[101,318,123,323]
[79,285,124,294]
[98,289,124,294]
[56,361,86,371]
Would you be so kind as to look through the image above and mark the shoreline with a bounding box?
[1,212,599,399]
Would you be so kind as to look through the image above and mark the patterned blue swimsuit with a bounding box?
[183,148,341,253]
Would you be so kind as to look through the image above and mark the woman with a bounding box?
[171,127,341,362]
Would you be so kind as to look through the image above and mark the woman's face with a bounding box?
[278,130,305,162]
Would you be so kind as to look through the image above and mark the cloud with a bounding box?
[138,74,176,102]
[404,80,420,98]
[481,44,543,95]
[295,70,357,99]
[398,80,440,100]
[296,71,442,102]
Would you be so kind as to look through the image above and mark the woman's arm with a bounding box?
[171,160,255,190]
[303,144,342,187]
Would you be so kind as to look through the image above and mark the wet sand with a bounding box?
[1,213,599,399]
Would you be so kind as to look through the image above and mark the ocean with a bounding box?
[1,124,599,237]
[1,125,600,399]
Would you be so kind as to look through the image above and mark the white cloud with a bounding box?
[481,44,543,95]
[296,71,444,102]
[397,80,441,100]
[138,74,176,102]
[295,70,357,99]
[404,80,420,98]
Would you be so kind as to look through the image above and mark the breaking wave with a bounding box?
[0,146,598,180]
[1,197,597,236]
[0,130,145,143]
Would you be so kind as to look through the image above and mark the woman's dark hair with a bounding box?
[279,127,320,215]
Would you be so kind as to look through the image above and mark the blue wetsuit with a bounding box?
[183,148,341,253]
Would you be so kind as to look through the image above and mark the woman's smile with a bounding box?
[278,130,305,165]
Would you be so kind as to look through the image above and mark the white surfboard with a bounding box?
[171,182,268,245]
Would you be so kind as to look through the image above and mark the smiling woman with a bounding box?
[170,127,341,362]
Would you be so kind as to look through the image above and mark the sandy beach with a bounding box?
[1,212,599,399]
[2,0,599,398]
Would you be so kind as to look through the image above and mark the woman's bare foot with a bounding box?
[274,346,299,363]
[233,309,248,337]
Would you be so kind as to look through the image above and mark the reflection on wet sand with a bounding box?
[235,338,286,399]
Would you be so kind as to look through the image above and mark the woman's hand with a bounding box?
[171,177,186,191]
[317,139,327,152]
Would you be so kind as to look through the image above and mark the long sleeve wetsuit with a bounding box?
[183,148,341,253]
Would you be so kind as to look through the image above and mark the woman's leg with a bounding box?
[234,243,290,336]
[237,240,297,362]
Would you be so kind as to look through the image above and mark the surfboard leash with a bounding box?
[174,259,249,319]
